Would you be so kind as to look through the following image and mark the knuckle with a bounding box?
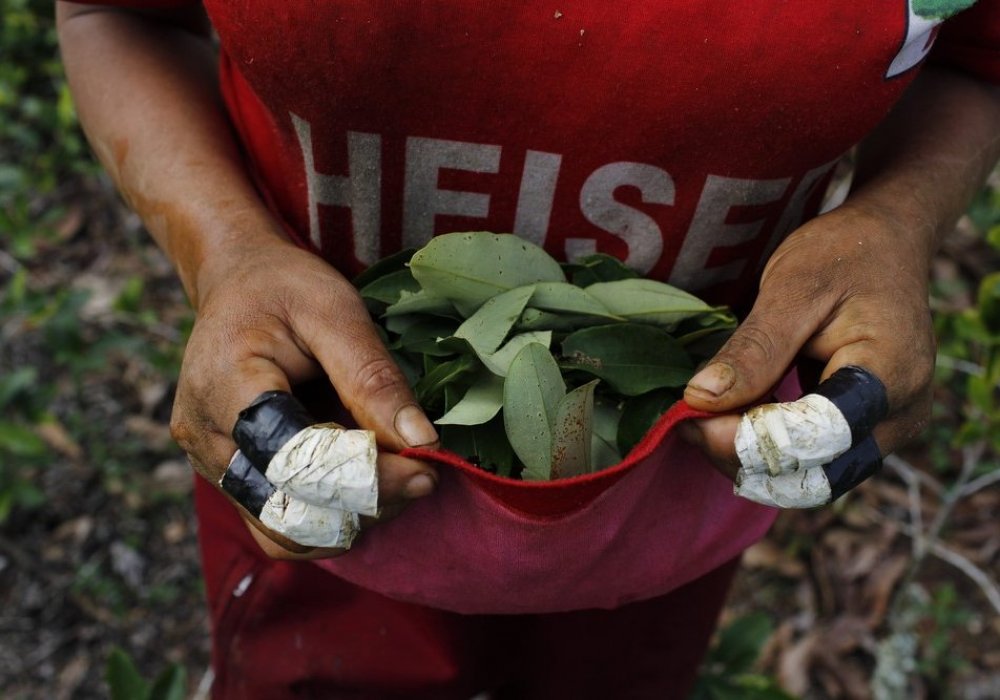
[168,412,198,453]
[353,355,407,400]
[724,320,782,368]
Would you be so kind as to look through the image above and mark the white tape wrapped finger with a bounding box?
[264,423,379,517]
[735,393,852,476]
[258,489,361,549]
[731,366,888,509]
[735,466,832,508]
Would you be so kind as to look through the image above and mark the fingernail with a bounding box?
[404,474,436,499]
[394,404,438,447]
[688,363,735,398]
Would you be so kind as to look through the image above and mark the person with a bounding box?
[56,1,1000,697]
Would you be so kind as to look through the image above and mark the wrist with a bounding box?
[171,207,293,310]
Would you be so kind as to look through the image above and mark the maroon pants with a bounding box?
[196,477,738,699]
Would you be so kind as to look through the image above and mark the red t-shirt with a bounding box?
[79,0,1000,613]
[198,0,999,308]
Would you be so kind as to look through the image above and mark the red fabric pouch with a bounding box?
[317,390,785,615]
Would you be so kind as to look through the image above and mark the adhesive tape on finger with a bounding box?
[265,423,378,516]
[219,450,363,549]
[735,393,853,476]
[734,436,883,508]
[733,366,888,508]
[232,391,379,516]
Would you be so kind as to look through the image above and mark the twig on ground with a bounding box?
[961,466,1000,498]
[935,354,987,377]
[926,541,1000,616]
[884,454,943,496]
[925,442,987,542]
[865,505,1000,617]
[886,454,927,559]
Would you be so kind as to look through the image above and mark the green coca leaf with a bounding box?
[436,373,504,426]
[351,248,416,290]
[414,354,478,410]
[516,308,616,333]
[358,268,420,305]
[409,232,565,314]
[528,282,620,319]
[452,285,536,357]
[561,324,693,396]
[585,278,719,329]
[617,388,680,456]
[481,331,553,376]
[441,414,517,477]
[565,253,639,286]
[394,317,460,357]
[591,397,623,470]
[384,289,461,319]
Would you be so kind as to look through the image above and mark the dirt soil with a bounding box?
[0,178,998,699]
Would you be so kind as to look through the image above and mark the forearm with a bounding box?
[850,66,1000,266]
[56,2,284,308]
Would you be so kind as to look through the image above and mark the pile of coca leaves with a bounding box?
[356,232,735,480]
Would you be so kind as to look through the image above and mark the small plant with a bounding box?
[690,613,796,700]
[106,647,186,700]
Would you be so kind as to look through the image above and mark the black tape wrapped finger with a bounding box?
[219,390,379,548]
[733,366,888,508]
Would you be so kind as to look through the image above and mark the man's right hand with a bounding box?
[57,3,439,558]
[170,238,440,559]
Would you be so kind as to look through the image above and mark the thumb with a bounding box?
[295,295,439,453]
[683,289,827,413]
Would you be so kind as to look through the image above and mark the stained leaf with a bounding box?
[561,324,693,396]
[409,232,565,313]
[436,373,504,426]
[481,331,553,376]
[585,278,719,328]
[550,380,598,478]
[453,285,536,357]
[503,343,566,480]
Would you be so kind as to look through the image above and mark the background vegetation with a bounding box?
[2,0,998,697]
